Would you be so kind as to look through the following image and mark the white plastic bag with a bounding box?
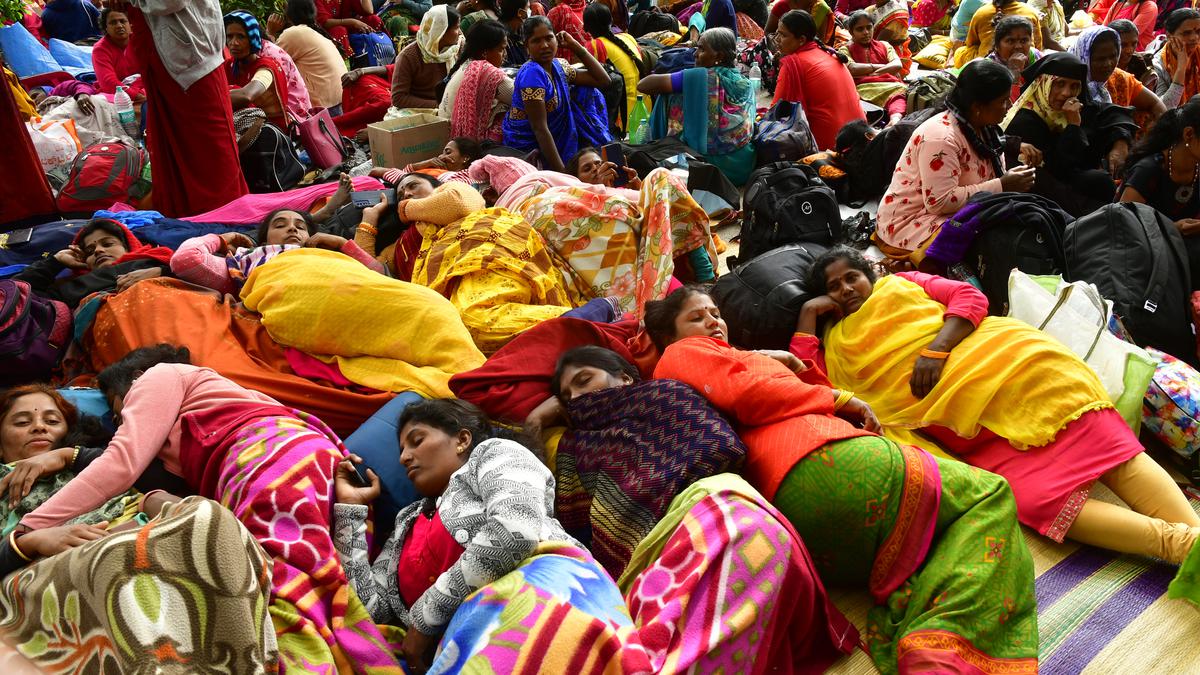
[1006,269,1158,432]
[26,116,82,171]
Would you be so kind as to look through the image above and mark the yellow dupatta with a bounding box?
[823,275,1112,449]
[240,248,485,396]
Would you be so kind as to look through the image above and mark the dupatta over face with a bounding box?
[556,378,748,578]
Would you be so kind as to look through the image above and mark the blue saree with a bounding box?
[502,59,613,163]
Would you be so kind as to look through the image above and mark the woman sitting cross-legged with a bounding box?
[772,11,865,151]
[636,27,756,184]
[840,11,908,126]
[503,16,614,172]
[224,11,293,129]
[392,5,463,109]
[640,285,1040,674]
[790,246,1200,602]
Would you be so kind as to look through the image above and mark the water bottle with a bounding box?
[631,118,650,146]
[627,94,650,144]
[114,86,139,139]
[748,63,762,97]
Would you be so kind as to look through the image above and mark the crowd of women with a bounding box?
[7,0,1200,671]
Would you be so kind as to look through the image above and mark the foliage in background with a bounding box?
[220,0,283,22]
[1,0,27,25]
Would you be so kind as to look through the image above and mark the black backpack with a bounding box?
[622,137,701,178]
[629,9,680,37]
[852,106,940,202]
[732,162,839,267]
[1065,202,1197,366]
[601,64,628,138]
[711,243,829,350]
[240,122,304,194]
[960,192,1072,316]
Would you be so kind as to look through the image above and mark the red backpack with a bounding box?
[56,139,151,214]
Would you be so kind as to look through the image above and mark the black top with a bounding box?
[1121,153,1200,221]
[13,258,168,309]
[1005,108,1099,180]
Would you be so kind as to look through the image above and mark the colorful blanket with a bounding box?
[0,464,137,537]
[556,379,747,577]
[512,168,716,317]
[823,483,1200,674]
[0,497,279,673]
[239,248,485,397]
[214,413,401,673]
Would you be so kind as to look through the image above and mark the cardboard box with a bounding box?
[367,113,450,168]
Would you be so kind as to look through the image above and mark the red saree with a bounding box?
[226,54,292,129]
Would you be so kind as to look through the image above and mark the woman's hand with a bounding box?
[399,627,438,674]
[558,30,583,54]
[1107,140,1130,178]
[836,396,881,433]
[796,295,843,334]
[219,231,256,252]
[74,93,94,116]
[334,454,380,505]
[524,396,565,436]
[0,448,73,508]
[115,267,162,293]
[999,164,1036,192]
[362,193,391,227]
[18,523,109,558]
[1005,51,1028,74]
[624,168,642,190]
[267,13,286,37]
[1017,142,1043,167]
[342,69,363,87]
[1171,36,1192,82]
[1061,97,1083,126]
[304,233,349,250]
[346,18,373,33]
[53,245,89,270]
[755,349,808,373]
[909,354,947,399]
[1178,218,1200,236]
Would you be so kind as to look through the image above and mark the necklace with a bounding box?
[1168,146,1199,203]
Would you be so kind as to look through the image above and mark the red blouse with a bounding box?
[398,509,465,609]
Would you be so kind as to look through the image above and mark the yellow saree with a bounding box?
[240,248,485,396]
[823,275,1111,448]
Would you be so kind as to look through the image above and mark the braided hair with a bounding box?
[781,9,848,64]
[583,2,648,77]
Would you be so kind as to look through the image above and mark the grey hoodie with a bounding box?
[129,0,225,91]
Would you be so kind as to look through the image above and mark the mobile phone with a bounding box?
[601,142,628,187]
[351,189,393,209]
[2,228,33,247]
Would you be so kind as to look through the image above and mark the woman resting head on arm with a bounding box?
[565,146,642,190]
[333,398,570,671]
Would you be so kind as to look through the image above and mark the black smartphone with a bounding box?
[601,142,628,187]
[350,187,388,206]
[2,228,33,246]
[1126,53,1151,79]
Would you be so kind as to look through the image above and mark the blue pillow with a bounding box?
[47,38,94,71]
[0,23,60,78]
[58,388,115,432]
[344,392,424,528]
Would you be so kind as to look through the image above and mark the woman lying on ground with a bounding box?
[3,345,405,670]
[15,218,174,308]
[638,285,1040,674]
[791,247,1200,590]
[0,384,279,672]
[170,207,385,296]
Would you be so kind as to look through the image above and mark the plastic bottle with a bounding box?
[631,118,650,146]
[748,63,762,97]
[114,86,139,139]
[627,94,650,144]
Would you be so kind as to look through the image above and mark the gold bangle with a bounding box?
[834,389,855,410]
[9,531,32,563]
[356,223,378,236]
[70,446,80,467]
[919,348,951,360]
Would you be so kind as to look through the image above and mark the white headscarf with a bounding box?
[416,5,461,64]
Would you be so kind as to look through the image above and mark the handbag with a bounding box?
[1006,269,1158,432]
[753,100,818,166]
[295,108,349,170]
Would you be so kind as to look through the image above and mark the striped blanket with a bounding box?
[823,483,1200,674]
